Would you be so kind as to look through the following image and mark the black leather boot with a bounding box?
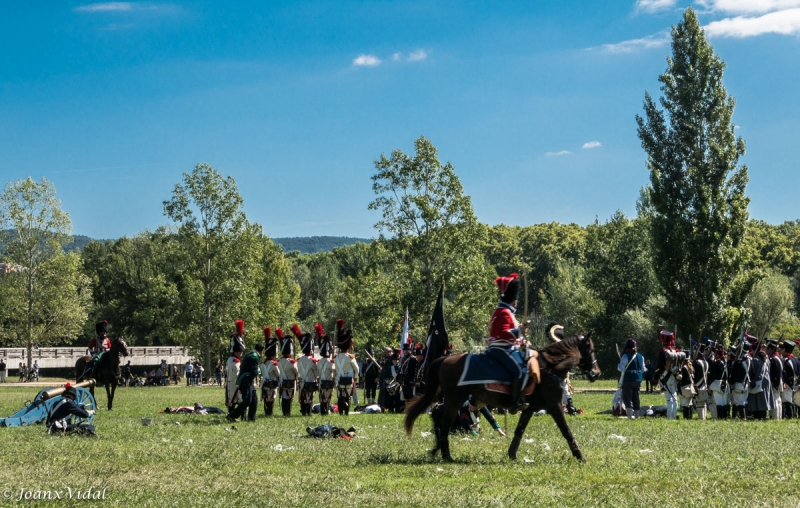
[281,398,291,417]
[508,377,529,413]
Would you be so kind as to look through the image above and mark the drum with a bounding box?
[386,380,400,395]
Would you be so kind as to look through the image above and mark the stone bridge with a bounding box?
[0,346,193,370]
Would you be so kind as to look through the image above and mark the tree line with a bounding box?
[1,9,798,374]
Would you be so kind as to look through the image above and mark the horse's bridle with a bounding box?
[579,336,599,379]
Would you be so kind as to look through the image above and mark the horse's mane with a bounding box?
[538,336,583,371]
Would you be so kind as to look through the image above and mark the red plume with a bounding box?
[263,327,271,339]
[65,382,71,388]
[314,323,325,339]
[336,319,344,331]
[291,324,302,339]
[235,319,244,335]
[275,328,284,339]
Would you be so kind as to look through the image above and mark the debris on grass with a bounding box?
[608,434,626,443]
[523,457,534,463]
[525,439,534,444]
[271,444,294,452]
[421,431,431,438]
[639,449,653,453]
[542,443,551,451]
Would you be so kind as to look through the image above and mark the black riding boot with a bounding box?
[264,401,273,416]
[340,396,350,416]
[508,377,529,414]
[281,398,292,417]
[682,407,693,420]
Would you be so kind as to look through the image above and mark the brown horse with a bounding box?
[76,336,130,411]
[405,333,601,462]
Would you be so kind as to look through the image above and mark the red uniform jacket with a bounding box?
[488,303,522,345]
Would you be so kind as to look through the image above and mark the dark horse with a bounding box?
[75,336,130,411]
[405,331,601,462]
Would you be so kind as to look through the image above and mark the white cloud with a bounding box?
[596,31,671,52]
[392,52,401,61]
[697,0,800,15]
[635,0,678,13]
[705,8,800,36]
[582,141,602,149]
[545,150,572,156]
[407,49,428,62]
[352,54,382,67]
[75,2,133,12]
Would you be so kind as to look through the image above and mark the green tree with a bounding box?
[0,178,91,364]
[164,164,259,370]
[745,272,795,338]
[636,8,753,340]
[369,136,495,344]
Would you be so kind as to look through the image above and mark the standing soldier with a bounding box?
[766,339,783,420]
[730,338,751,420]
[225,351,243,411]
[652,329,680,420]
[402,343,420,402]
[708,345,729,419]
[294,324,319,417]
[335,319,359,416]
[747,338,772,420]
[413,344,426,395]
[228,343,262,422]
[693,341,710,420]
[781,340,799,418]
[677,350,695,420]
[617,339,644,420]
[260,327,281,416]
[278,329,299,417]
[316,324,336,416]
[362,345,380,405]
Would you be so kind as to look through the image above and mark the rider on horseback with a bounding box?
[487,273,529,413]
[82,321,111,380]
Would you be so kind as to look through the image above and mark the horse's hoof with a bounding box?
[442,455,454,463]
[427,448,438,457]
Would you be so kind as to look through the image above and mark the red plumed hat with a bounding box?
[235,320,245,335]
[291,324,303,339]
[494,273,518,293]
[336,319,345,334]
[263,327,272,339]
[275,328,284,339]
[315,323,325,339]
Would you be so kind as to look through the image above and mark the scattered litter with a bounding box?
[676,459,685,463]
[542,443,551,451]
[608,434,627,443]
[461,437,472,441]
[175,422,181,426]
[271,444,295,452]
[639,449,653,453]
[187,439,193,444]
[525,439,534,444]
[523,457,534,463]
[436,468,444,472]
[356,436,368,439]
[737,457,744,461]
[421,432,431,438]
[162,438,170,443]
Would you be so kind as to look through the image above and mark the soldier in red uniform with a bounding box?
[487,273,529,413]
[88,320,111,355]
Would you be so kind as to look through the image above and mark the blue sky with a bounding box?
[1,1,798,239]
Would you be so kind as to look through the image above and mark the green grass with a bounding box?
[0,381,798,507]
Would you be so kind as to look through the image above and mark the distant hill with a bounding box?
[2,230,367,256]
[272,236,371,254]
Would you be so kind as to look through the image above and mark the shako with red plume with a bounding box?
[336,318,353,350]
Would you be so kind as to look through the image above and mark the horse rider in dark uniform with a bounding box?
[486,273,529,413]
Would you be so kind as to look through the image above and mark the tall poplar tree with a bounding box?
[636,8,752,340]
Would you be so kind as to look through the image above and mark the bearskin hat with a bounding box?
[235,319,245,336]
[292,324,313,356]
[660,329,675,347]
[336,318,353,350]
[495,273,519,303]
[63,383,77,400]
[319,336,332,358]
[264,336,278,358]
[280,333,294,357]
[95,320,108,335]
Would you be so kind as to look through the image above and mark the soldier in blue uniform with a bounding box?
[227,343,262,422]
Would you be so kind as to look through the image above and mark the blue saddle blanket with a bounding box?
[458,351,524,386]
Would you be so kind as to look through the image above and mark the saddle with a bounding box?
[484,352,541,395]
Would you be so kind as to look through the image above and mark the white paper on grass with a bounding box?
[608,434,627,442]
[525,439,534,444]
[421,432,431,438]
[523,458,534,463]
[639,449,653,453]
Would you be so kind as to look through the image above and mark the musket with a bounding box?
[364,350,383,371]
[736,321,748,361]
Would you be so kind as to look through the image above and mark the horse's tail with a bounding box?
[404,356,445,436]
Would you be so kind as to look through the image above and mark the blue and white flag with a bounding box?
[400,308,410,351]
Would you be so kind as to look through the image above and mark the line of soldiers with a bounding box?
[654,329,800,420]
[224,319,360,421]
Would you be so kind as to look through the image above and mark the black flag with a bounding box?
[421,282,448,373]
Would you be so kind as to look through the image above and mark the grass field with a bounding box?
[0,380,798,507]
